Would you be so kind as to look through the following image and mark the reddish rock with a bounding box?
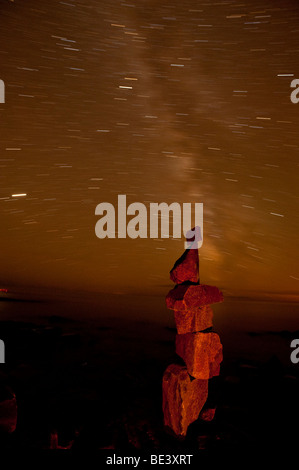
[199,408,216,422]
[166,284,223,310]
[174,305,213,334]
[162,364,208,436]
[176,332,223,379]
[0,386,17,433]
[170,248,199,284]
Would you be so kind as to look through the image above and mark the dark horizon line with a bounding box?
[1,283,299,304]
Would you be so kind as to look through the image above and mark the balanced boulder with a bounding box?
[174,305,213,335]
[176,332,223,380]
[170,248,199,284]
[162,364,208,436]
[166,284,223,311]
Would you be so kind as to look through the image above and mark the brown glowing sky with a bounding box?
[0,0,298,298]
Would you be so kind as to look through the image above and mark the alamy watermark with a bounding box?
[0,79,4,103]
[290,79,299,103]
[95,195,203,249]
[0,339,4,363]
[290,339,299,364]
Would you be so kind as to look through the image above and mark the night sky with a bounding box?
[0,0,298,297]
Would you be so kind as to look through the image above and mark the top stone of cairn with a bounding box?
[169,227,201,284]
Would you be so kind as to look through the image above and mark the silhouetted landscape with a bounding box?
[0,295,298,451]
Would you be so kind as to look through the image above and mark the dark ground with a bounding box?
[0,298,298,452]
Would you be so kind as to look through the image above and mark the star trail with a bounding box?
[0,0,298,297]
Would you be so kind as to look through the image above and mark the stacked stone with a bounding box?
[162,235,224,437]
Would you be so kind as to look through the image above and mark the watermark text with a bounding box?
[290,339,299,364]
[0,79,4,103]
[0,339,5,363]
[95,195,203,249]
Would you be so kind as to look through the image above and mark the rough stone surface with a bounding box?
[0,387,17,433]
[175,332,223,379]
[166,284,223,311]
[170,248,199,284]
[174,305,213,335]
[162,364,208,436]
[199,408,216,422]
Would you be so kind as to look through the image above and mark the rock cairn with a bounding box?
[162,231,224,437]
